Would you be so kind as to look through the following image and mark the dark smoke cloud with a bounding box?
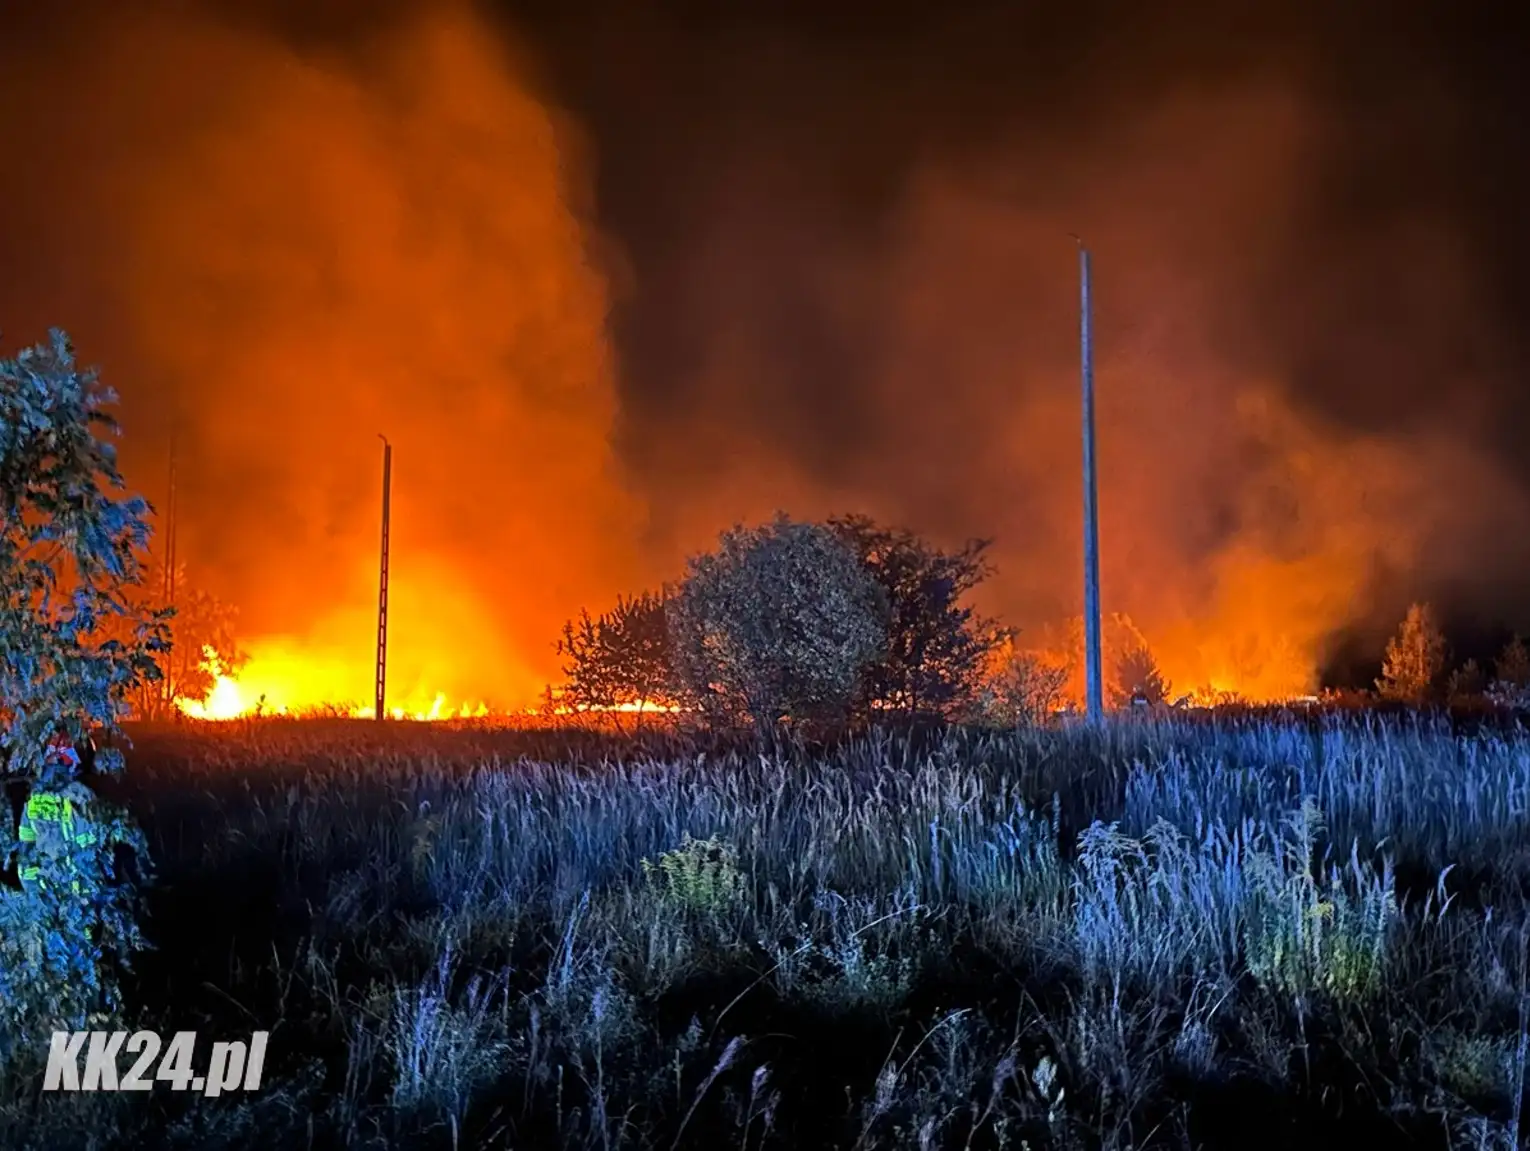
[537,0,1530,690]
[3,0,1528,704]
[592,76,1530,694]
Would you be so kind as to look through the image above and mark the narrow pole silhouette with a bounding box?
[375,436,392,722]
[162,424,179,707]
[1078,242,1104,723]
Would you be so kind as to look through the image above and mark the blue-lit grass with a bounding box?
[1,713,1526,1148]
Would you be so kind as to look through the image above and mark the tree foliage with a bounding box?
[1026,612,1168,712]
[100,558,245,719]
[0,781,151,1063]
[1111,642,1172,708]
[557,590,675,725]
[0,329,163,1055]
[669,515,887,731]
[1494,635,1530,690]
[1445,658,1486,704]
[0,330,170,779]
[826,515,1000,719]
[980,648,1070,727]
[1376,602,1446,705]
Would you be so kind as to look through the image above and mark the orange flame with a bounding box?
[172,644,678,722]
[175,644,492,721]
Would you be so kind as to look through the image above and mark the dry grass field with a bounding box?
[6,712,1529,1149]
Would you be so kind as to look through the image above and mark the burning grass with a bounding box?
[4,714,1530,1148]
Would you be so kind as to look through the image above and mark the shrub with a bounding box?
[1239,802,1397,1002]
[978,648,1070,726]
[826,515,1000,719]
[1110,642,1172,709]
[642,834,744,916]
[558,590,677,724]
[668,514,887,731]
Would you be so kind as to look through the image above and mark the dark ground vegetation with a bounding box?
[3,711,1529,1150]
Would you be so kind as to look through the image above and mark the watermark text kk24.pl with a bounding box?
[44,1031,269,1096]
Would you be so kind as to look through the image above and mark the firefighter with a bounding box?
[14,735,101,897]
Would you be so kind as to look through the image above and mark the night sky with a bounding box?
[2,0,1528,695]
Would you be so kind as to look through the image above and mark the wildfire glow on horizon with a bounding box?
[17,8,1523,726]
[171,645,677,722]
[171,645,486,721]
[166,621,1312,725]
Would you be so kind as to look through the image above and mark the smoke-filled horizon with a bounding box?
[3,0,1528,707]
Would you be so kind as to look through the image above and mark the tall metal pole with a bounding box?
[1079,243,1104,724]
[162,424,179,707]
[375,436,392,722]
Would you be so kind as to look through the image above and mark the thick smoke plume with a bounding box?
[3,4,1527,708]
[0,3,643,711]
[617,83,1530,698]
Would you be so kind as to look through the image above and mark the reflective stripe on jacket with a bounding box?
[16,791,97,894]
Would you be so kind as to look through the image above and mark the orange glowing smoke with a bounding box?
[8,17,1525,715]
[13,5,648,718]
[606,87,1528,711]
[1005,380,1496,708]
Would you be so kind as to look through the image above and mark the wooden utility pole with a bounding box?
[375,436,392,722]
[1078,242,1104,724]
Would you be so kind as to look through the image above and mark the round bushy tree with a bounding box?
[669,514,887,732]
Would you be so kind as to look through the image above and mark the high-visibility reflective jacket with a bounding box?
[16,787,99,894]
